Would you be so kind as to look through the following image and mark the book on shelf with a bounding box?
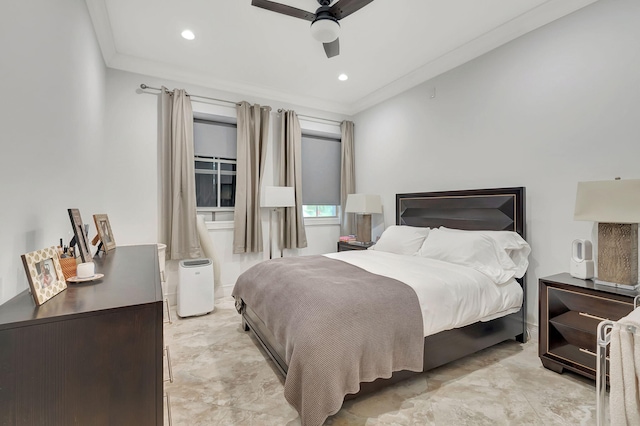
[348,241,371,246]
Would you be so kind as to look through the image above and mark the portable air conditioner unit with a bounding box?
[177,258,214,318]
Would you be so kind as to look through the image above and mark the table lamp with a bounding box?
[261,186,295,259]
[345,194,382,243]
[574,178,640,289]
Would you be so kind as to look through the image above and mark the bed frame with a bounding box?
[239,187,527,398]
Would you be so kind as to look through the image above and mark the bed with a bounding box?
[233,187,528,426]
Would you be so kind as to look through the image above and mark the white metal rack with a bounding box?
[596,295,640,426]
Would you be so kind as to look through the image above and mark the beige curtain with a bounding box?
[233,102,271,253]
[159,87,201,260]
[279,110,307,249]
[340,120,356,235]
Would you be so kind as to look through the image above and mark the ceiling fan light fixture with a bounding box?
[310,16,340,43]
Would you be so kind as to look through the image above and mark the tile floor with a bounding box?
[164,297,603,425]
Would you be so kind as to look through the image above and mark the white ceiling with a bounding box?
[86,0,598,115]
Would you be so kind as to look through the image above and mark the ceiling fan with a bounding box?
[251,0,374,58]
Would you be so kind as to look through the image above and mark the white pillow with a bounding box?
[439,227,531,278]
[417,228,518,284]
[370,225,430,255]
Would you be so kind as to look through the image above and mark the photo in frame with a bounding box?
[21,246,67,306]
[93,214,116,251]
[68,208,92,262]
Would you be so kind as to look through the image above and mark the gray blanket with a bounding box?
[232,255,424,426]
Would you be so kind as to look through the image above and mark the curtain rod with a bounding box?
[140,84,343,125]
[277,108,343,126]
[139,84,239,106]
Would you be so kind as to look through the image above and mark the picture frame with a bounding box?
[68,208,92,262]
[93,214,116,252]
[21,246,67,306]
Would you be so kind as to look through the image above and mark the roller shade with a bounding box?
[301,134,340,205]
[194,119,237,159]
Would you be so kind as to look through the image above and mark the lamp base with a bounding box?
[356,214,372,243]
[597,223,638,286]
[593,279,639,291]
[268,208,284,260]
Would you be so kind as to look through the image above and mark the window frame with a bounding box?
[302,205,339,218]
[194,155,237,211]
[300,129,342,223]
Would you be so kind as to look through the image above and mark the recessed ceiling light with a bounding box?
[181,30,195,40]
[338,73,348,81]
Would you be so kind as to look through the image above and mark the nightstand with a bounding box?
[337,241,375,252]
[539,273,639,381]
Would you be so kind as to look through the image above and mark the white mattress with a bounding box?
[324,250,523,338]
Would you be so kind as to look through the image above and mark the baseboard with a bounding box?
[166,284,235,307]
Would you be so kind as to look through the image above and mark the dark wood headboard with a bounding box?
[396,187,525,239]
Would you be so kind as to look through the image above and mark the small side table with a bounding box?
[337,241,375,252]
[539,273,638,381]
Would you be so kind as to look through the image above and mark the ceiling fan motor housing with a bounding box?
[310,7,340,43]
[251,0,375,57]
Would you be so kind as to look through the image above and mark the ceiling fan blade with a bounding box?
[323,38,340,58]
[329,0,374,20]
[251,0,315,22]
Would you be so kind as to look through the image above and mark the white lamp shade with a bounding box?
[261,186,295,208]
[310,18,340,43]
[574,179,640,223]
[345,194,382,214]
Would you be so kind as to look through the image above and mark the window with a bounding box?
[193,115,237,221]
[303,205,337,218]
[195,156,236,208]
[301,132,341,218]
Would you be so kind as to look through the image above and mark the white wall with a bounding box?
[104,69,345,303]
[0,0,106,304]
[354,0,640,327]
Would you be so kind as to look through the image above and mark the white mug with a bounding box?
[77,262,95,279]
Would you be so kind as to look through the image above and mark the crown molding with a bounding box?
[85,0,116,65]
[84,0,351,115]
[107,53,354,115]
[86,0,599,116]
[349,0,600,114]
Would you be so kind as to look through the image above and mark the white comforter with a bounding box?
[324,250,523,338]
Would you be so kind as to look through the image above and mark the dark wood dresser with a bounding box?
[539,273,638,381]
[0,245,164,425]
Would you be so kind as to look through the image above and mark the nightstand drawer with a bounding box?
[549,311,599,353]
[549,344,599,372]
[548,286,633,323]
